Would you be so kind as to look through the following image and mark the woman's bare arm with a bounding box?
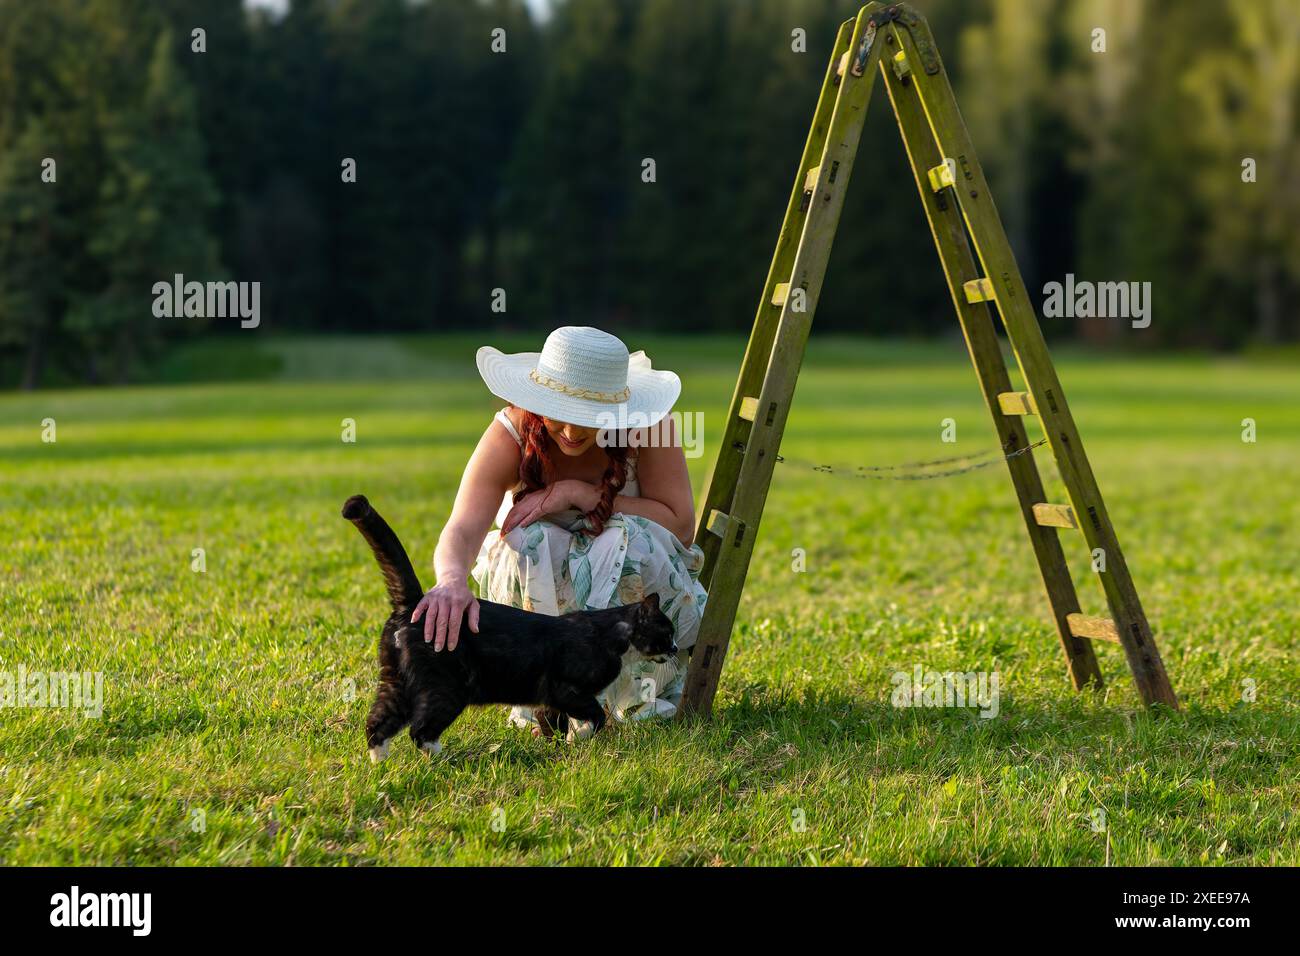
[612,416,697,546]
[412,416,519,650]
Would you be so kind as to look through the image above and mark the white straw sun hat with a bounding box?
[476,326,681,430]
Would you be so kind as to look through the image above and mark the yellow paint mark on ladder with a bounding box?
[963,278,995,303]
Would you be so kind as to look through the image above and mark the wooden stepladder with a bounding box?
[679,3,1178,717]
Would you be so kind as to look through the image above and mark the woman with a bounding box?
[410,326,708,733]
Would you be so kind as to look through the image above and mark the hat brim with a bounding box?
[476,346,681,430]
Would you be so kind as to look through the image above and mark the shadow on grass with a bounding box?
[30,682,1292,807]
[642,685,1296,800]
[705,683,1284,744]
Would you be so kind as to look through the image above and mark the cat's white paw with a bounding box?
[565,719,596,743]
[368,739,391,763]
[419,740,443,758]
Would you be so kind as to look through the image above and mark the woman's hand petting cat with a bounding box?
[500,479,601,535]
[411,581,480,651]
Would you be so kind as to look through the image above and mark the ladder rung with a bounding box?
[963,278,995,303]
[771,283,790,307]
[705,509,731,539]
[1066,613,1120,644]
[738,396,759,421]
[803,165,821,194]
[927,162,955,192]
[892,49,911,80]
[1033,503,1078,529]
[997,391,1037,416]
[836,50,849,81]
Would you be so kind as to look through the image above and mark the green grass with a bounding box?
[1,333,1297,865]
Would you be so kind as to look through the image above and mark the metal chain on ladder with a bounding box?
[756,436,1050,481]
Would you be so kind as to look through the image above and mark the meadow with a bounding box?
[1,333,1297,865]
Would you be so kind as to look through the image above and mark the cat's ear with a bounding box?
[639,592,660,614]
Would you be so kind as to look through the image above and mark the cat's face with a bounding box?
[627,592,678,663]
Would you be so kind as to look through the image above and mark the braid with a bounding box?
[511,406,629,534]
[585,442,628,536]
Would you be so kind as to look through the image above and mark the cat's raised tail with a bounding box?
[342,495,425,611]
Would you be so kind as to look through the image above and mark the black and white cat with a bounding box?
[342,495,677,761]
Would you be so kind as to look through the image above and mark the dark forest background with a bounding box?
[2,0,1298,388]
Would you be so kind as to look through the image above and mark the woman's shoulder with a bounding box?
[494,406,525,447]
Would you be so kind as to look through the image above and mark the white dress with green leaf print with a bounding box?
[470,409,709,728]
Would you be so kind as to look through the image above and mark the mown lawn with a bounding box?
[1,334,1297,865]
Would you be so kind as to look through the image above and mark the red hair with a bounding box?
[512,406,629,536]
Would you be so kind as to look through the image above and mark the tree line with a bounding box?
[1,0,1297,388]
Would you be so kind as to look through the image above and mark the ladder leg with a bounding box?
[893,14,1177,708]
[879,29,1103,692]
[681,6,890,718]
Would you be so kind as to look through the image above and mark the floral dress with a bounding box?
[471,409,709,728]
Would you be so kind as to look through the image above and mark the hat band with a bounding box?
[529,368,629,404]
